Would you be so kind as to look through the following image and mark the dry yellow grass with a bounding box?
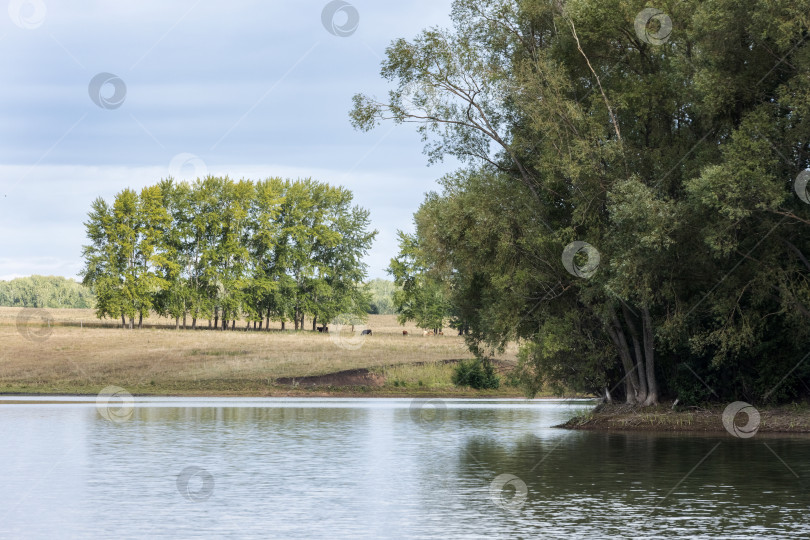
[0,307,520,396]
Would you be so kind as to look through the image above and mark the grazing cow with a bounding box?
[402,330,408,336]
[438,331,443,336]
[360,329,372,336]
[317,326,329,333]
[423,330,429,336]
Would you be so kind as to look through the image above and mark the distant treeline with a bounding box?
[0,274,400,317]
[366,278,399,315]
[0,275,95,309]
[81,176,377,329]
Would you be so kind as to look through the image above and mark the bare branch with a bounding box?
[565,17,623,143]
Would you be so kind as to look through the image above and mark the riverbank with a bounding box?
[1,309,527,397]
[0,361,527,398]
[558,402,810,433]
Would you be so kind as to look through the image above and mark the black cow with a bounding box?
[317,326,329,333]
[360,329,372,336]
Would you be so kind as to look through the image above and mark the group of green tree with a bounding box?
[354,0,810,404]
[0,275,94,309]
[81,176,377,330]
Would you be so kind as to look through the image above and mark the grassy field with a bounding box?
[1,307,524,397]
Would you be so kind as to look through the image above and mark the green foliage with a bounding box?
[81,177,377,329]
[353,0,810,404]
[0,275,94,308]
[388,231,451,330]
[365,278,398,314]
[452,359,500,390]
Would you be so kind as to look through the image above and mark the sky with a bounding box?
[0,0,461,281]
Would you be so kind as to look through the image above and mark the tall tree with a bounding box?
[352,0,810,404]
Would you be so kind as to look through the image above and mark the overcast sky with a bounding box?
[0,0,460,281]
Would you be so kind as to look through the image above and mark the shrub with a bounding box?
[452,359,500,389]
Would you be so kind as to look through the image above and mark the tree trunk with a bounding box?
[641,306,658,405]
[121,313,126,327]
[138,313,143,329]
[175,317,180,330]
[214,307,219,329]
[608,311,640,404]
[312,316,317,332]
[193,317,197,330]
[622,304,648,403]
[231,320,235,330]
[129,317,134,330]
[281,320,285,331]
[183,313,187,330]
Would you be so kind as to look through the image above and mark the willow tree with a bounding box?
[353,0,810,404]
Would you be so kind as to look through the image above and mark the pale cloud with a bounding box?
[0,0,458,281]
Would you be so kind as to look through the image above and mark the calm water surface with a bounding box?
[1,397,809,539]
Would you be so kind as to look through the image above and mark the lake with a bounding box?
[1,397,809,538]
